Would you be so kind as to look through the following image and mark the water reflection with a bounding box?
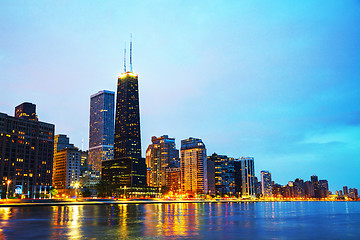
[0,202,359,239]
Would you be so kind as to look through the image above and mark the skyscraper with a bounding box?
[88,90,115,173]
[0,103,54,198]
[146,135,179,188]
[53,134,81,195]
[234,157,255,198]
[261,170,272,197]
[209,153,235,196]
[180,137,207,195]
[102,54,147,188]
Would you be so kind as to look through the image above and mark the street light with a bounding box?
[6,180,11,200]
[74,182,79,199]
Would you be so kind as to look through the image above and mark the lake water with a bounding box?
[0,201,359,239]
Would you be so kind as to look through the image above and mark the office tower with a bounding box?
[254,177,262,196]
[209,153,235,196]
[80,150,88,172]
[293,178,305,198]
[0,103,54,198]
[261,170,272,197]
[343,186,348,196]
[102,56,147,188]
[146,135,179,188]
[348,188,358,199]
[311,175,320,198]
[304,181,315,198]
[53,147,81,194]
[234,157,255,198]
[207,157,216,196]
[318,179,329,198]
[180,137,207,195]
[14,102,38,121]
[114,72,141,159]
[89,90,115,173]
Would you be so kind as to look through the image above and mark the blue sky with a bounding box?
[1,1,359,192]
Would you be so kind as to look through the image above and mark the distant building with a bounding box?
[343,186,349,196]
[0,103,54,198]
[146,135,179,189]
[88,90,115,173]
[14,102,38,121]
[294,178,305,198]
[80,150,88,173]
[206,157,216,195]
[234,157,255,198]
[261,171,272,197]
[318,180,329,198]
[54,134,74,154]
[209,153,235,196]
[180,137,207,195]
[304,181,315,198]
[348,188,358,199]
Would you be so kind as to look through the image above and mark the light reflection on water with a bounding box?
[0,202,359,239]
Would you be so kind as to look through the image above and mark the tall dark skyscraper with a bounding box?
[114,73,141,159]
[102,72,146,187]
[102,42,147,188]
[88,90,115,173]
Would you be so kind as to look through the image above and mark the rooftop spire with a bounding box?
[124,42,127,73]
[130,33,133,72]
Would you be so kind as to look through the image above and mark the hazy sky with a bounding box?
[1,1,359,191]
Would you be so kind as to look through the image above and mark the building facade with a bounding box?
[180,137,207,195]
[146,135,179,188]
[88,90,115,173]
[14,102,38,121]
[261,170,272,197]
[53,147,81,194]
[209,153,235,196]
[207,157,216,196]
[234,157,255,198]
[0,103,54,198]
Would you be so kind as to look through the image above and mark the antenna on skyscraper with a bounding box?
[124,42,127,73]
[130,33,133,72]
[81,138,84,151]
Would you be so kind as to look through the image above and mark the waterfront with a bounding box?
[0,201,359,239]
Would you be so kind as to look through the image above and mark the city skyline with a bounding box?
[1,1,360,191]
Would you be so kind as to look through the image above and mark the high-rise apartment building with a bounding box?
[261,170,272,197]
[209,153,235,196]
[102,71,146,187]
[146,135,179,188]
[180,137,207,195]
[234,157,255,197]
[0,103,54,198]
[53,148,81,194]
[88,90,115,173]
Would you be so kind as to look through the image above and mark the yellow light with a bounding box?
[6,180,11,184]
[119,72,138,78]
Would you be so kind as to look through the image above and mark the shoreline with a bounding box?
[0,199,358,207]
